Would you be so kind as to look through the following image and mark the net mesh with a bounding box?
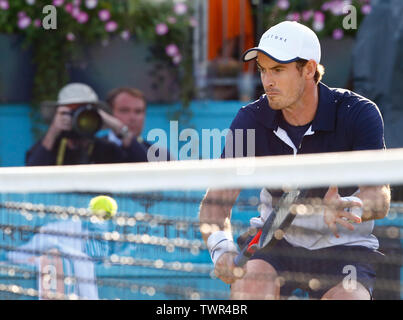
[0,149,403,300]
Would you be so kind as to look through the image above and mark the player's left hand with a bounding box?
[323,186,362,238]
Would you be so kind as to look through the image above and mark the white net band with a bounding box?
[0,148,401,193]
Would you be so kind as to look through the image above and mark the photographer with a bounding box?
[25,83,147,166]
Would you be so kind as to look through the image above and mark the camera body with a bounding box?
[66,104,103,138]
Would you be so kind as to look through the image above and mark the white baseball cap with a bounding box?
[57,83,100,105]
[242,21,321,64]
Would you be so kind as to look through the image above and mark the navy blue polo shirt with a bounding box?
[223,82,385,157]
[222,82,386,197]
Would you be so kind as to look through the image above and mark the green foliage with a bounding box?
[0,0,195,109]
[263,0,371,39]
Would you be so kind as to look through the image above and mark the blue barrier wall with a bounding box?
[0,105,34,167]
[142,100,246,160]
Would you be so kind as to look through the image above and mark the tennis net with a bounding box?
[0,148,403,300]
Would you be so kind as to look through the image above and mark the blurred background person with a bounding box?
[105,87,172,161]
[25,83,148,166]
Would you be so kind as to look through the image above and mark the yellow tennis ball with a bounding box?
[89,195,118,220]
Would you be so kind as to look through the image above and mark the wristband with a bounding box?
[207,231,238,266]
[117,125,129,139]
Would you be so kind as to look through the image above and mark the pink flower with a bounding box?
[155,23,169,35]
[174,2,187,15]
[361,4,371,15]
[167,16,177,24]
[322,0,353,15]
[314,11,325,23]
[33,19,41,28]
[321,1,332,11]
[66,32,76,41]
[105,21,118,32]
[73,0,81,5]
[0,0,10,10]
[332,28,344,40]
[18,11,26,19]
[302,10,313,21]
[277,0,290,10]
[53,0,64,6]
[165,44,179,57]
[312,12,325,32]
[78,12,89,24]
[65,3,73,13]
[77,11,89,24]
[329,1,348,16]
[286,12,300,22]
[18,16,31,29]
[71,6,81,18]
[98,9,111,21]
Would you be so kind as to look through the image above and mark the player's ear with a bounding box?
[304,60,317,81]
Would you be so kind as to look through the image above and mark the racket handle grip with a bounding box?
[234,244,258,267]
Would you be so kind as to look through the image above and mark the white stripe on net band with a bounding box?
[0,148,401,193]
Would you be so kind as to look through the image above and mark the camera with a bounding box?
[68,104,103,138]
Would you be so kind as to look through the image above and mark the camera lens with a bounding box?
[72,105,102,137]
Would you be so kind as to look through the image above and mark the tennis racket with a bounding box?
[234,189,306,267]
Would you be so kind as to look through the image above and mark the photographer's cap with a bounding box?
[57,83,100,105]
[242,21,321,64]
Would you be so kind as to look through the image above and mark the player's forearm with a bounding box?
[356,185,391,221]
[199,188,240,243]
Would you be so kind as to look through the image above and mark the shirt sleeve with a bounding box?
[350,102,386,151]
[25,141,57,166]
[221,107,257,159]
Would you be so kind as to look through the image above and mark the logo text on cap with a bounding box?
[262,33,287,43]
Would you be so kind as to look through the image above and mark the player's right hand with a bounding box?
[214,252,246,284]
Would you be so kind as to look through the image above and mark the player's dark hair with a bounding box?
[106,87,146,110]
[295,59,325,84]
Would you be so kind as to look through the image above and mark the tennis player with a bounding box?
[199,21,391,300]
